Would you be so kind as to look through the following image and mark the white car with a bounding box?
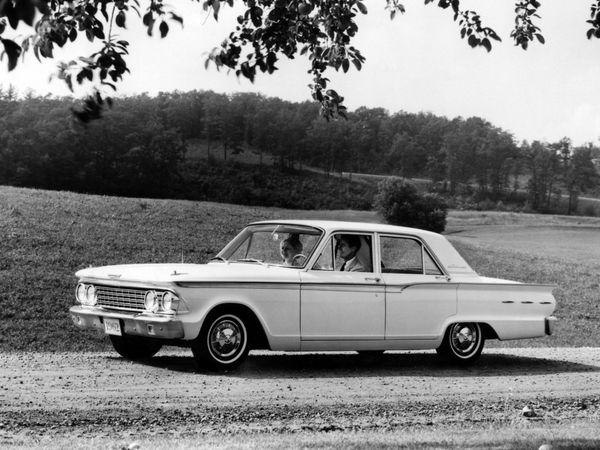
[70,220,557,370]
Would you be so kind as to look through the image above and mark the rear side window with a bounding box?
[380,236,442,275]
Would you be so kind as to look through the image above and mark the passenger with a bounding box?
[337,234,365,272]
[280,234,304,266]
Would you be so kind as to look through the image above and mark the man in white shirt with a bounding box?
[337,234,365,272]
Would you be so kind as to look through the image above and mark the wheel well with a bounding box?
[201,303,270,350]
[480,323,499,340]
[442,322,499,340]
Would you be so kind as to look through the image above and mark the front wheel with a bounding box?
[436,322,484,364]
[109,334,162,360]
[192,313,249,372]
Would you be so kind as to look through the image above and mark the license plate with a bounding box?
[104,318,122,336]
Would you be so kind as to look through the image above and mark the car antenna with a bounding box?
[181,249,184,264]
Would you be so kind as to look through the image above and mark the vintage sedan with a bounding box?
[70,220,557,370]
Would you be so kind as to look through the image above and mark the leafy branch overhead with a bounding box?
[1,1,600,121]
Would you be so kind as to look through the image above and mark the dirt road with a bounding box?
[1,348,600,443]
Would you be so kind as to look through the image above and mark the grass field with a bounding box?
[1,186,599,351]
[9,422,600,449]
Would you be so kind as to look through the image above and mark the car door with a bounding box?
[300,232,385,340]
[379,234,457,340]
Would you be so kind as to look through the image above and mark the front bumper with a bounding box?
[70,306,184,339]
[545,316,558,335]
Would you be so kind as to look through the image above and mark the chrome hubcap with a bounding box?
[451,324,478,355]
[209,320,242,359]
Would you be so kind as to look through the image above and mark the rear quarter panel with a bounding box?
[456,283,556,340]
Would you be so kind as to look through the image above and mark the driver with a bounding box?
[280,234,304,266]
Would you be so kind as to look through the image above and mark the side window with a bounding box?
[312,233,374,272]
[424,249,443,275]
[380,236,444,275]
[380,236,423,274]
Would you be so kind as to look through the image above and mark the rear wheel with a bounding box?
[436,322,484,364]
[192,313,249,372]
[109,334,162,360]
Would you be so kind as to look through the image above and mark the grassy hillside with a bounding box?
[1,186,599,351]
[176,159,375,210]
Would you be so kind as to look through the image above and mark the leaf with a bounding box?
[15,0,36,26]
[450,0,459,13]
[1,38,22,71]
[587,28,595,39]
[213,0,221,20]
[467,34,478,47]
[342,58,349,73]
[488,29,501,41]
[170,12,184,26]
[481,37,491,52]
[352,58,362,70]
[115,11,126,28]
[250,6,263,27]
[535,33,545,44]
[357,2,368,14]
[4,1,18,29]
[143,12,153,26]
[159,21,169,38]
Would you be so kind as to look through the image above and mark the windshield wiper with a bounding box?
[235,258,264,265]
[209,256,227,262]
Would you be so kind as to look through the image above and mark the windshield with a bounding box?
[216,224,324,268]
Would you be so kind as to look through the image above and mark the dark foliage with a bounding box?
[0,88,598,214]
[177,160,374,210]
[375,178,448,232]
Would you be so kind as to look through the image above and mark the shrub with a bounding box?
[375,178,448,233]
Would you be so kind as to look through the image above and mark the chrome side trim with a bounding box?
[175,282,301,289]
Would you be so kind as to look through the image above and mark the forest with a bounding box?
[1,87,599,214]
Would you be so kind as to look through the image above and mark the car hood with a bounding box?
[75,262,302,284]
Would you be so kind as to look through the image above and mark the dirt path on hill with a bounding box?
[1,348,600,443]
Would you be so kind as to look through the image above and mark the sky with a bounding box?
[2,1,600,146]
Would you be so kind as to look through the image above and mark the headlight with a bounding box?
[162,292,174,311]
[144,290,159,313]
[161,291,179,312]
[76,283,87,304]
[85,285,97,306]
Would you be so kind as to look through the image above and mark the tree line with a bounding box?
[1,87,598,214]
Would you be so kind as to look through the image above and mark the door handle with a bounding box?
[364,277,381,283]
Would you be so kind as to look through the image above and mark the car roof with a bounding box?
[249,219,477,276]
[249,219,442,238]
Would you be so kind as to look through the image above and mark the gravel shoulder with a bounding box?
[1,348,600,446]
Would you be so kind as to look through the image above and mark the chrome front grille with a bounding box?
[96,285,147,311]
